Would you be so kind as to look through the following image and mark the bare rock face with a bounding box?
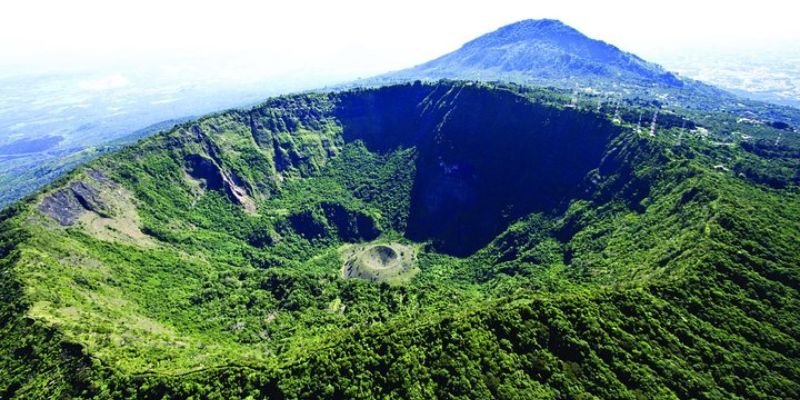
[69,181,107,214]
[184,154,225,190]
[184,153,256,213]
[38,187,84,225]
[38,181,108,226]
[37,172,155,247]
[87,169,117,187]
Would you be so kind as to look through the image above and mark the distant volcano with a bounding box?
[378,19,683,88]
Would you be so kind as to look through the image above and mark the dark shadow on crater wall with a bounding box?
[335,83,622,256]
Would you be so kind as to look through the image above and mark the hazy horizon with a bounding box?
[2,0,798,183]
[3,0,799,77]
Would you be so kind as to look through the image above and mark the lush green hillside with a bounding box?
[1,81,798,399]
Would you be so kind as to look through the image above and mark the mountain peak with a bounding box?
[497,18,570,30]
[382,19,682,88]
[461,19,582,49]
[494,18,576,34]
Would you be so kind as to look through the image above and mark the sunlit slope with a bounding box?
[1,82,798,399]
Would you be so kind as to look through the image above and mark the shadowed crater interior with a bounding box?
[334,83,622,256]
[365,245,398,269]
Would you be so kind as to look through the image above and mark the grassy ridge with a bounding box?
[0,82,798,399]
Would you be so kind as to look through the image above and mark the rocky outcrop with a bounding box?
[184,154,225,190]
[38,181,109,226]
[86,169,116,187]
[183,151,256,213]
[248,97,341,176]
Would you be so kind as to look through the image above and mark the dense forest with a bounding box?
[1,81,798,399]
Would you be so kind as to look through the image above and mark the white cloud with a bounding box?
[150,98,179,105]
[77,74,130,91]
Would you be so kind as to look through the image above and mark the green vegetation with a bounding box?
[1,81,798,399]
